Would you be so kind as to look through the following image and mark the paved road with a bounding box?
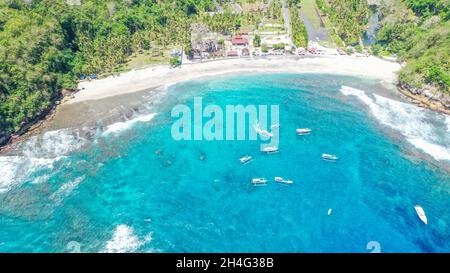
[231,2,243,13]
[281,0,292,37]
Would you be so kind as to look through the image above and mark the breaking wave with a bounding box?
[0,128,86,193]
[341,86,450,161]
[103,225,152,253]
[0,156,60,193]
[0,111,157,194]
[102,113,157,135]
[18,128,88,158]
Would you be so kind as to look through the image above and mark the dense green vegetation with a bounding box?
[316,0,369,46]
[290,7,308,47]
[0,0,217,141]
[1,0,449,145]
[374,0,449,94]
[253,33,261,47]
[316,0,449,94]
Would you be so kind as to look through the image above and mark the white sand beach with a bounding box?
[70,56,401,103]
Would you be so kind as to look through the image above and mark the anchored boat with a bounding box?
[296,128,312,135]
[322,154,338,161]
[240,155,252,164]
[414,205,428,225]
[254,121,274,138]
[263,146,279,154]
[275,177,293,184]
[252,178,268,186]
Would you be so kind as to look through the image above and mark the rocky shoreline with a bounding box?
[0,90,76,154]
[398,84,450,115]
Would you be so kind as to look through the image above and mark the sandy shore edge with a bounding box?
[70,56,402,103]
[0,55,403,153]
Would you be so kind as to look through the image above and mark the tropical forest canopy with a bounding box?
[317,0,449,93]
[0,0,221,139]
[375,0,450,93]
[0,0,449,144]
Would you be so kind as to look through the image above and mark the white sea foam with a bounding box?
[408,138,450,161]
[446,115,450,133]
[103,113,157,135]
[103,225,152,253]
[20,128,87,158]
[0,156,60,193]
[0,128,85,194]
[49,176,85,205]
[341,86,450,161]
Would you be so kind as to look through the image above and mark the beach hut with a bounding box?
[227,51,239,57]
[232,35,249,46]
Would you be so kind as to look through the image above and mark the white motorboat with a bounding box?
[281,179,293,184]
[414,205,428,225]
[263,146,279,154]
[322,154,338,161]
[275,177,293,184]
[296,128,312,135]
[240,155,252,164]
[254,121,274,138]
[328,208,332,216]
[252,178,268,186]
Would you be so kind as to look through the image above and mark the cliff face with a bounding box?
[0,132,9,147]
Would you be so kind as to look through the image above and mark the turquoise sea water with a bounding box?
[0,74,449,253]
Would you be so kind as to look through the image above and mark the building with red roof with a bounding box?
[232,35,249,46]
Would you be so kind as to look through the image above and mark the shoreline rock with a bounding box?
[398,84,450,115]
[0,89,76,154]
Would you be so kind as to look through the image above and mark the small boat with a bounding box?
[328,208,332,216]
[256,128,273,138]
[414,205,428,225]
[252,178,268,186]
[296,128,312,135]
[254,121,273,138]
[322,154,338,161]
[263,146,279,154]
[240,155,252,164]
[275,177,293,184]
[281,179,293,185]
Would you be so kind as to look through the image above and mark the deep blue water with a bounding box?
[0,74,449,253]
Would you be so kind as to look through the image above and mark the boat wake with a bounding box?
[340,86,450,161]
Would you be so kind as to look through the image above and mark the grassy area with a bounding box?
[301,0,322,29]
[102,46,177,77]
[239,24,258,33]
[260,25,286,32]
[314,0,345,47]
